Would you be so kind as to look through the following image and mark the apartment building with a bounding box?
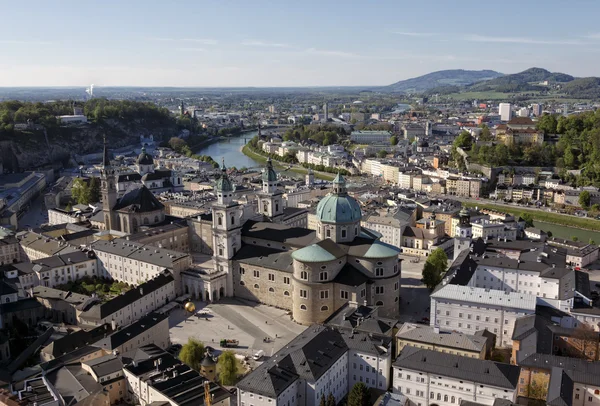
[471,220,518,241]
[392,347,520,406]
[0,227,21,265]
[14,250,97,292]
[123,344,232,406]
[395,323,490,359]
[362,208,415,248]
[430,284,537,347]
[94,312,169,355]
[350,130,393,144]
[78,271,176,327]
[237,325,393,406]
[92,239,191,293]
[17,231,79,261]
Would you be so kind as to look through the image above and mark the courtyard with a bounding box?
[169,297,306,361]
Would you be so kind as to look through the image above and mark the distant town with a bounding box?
[1,71,600,406]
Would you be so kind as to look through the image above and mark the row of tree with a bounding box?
[178,338,239,385]
[282,124,347,146]
[168,137,219,168]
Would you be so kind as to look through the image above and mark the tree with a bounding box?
[71,178,91,205]
[526,379,549,400]
[591,204,600,212]
[454,130,473,149]
[377,150,388,158]
[390,135,398,145]
[326,393,336,406]
[572,323,599,359]
[179,338,205,371]
[421,248,448,290]
[348,383,370,406]
[579,190,591,208]
[319,395,326,406]
[521,213,534,228]
[572,236,579,242]
[88,177,101,203]
[590,239,597,245]
[217,350,239,385]
[479,124,492,141]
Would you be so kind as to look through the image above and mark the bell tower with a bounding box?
[100,136,118,231]
[211,160,242,299]
[257,158,284,222]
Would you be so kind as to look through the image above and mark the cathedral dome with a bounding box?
[216,167,234,193]
[262,158,277,182]
[316,174,361,224]
[136,147,154,165]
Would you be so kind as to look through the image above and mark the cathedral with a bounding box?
[99,139,402,325]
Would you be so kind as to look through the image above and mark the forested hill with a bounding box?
[0,99,182,171]
[467,67,574,92]
[385,69,503,93]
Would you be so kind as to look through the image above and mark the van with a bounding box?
[253,350,264,361]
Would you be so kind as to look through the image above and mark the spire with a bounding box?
[102,135,111,168]
[222,157,226,172]
[332,172,347,195]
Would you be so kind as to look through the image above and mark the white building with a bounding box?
[350,131,393,144]
[392,347,520,406]
[499,103,512,122]
[94,312,170,355]
[471,220,517,241]
[237,325,393,406]
[430,284,537,347]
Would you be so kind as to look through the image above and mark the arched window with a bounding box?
[321,306,329,311]
[263,203,268,212]
[154,216,159,223]
[275,203,279,212]
[300,271,308,280]
[376,301,384,306]
[451,397,456,404]
[253,284,259,289]
[300,304,307,310]
[218,217,222,226]
[231,215,234,225]
[284,291,290,296]
[444,395,448,402]
[437,394,441,401]
[319,272,328,281]
[143,217,149,225]
[240,281,245,286]
[269,287,275,292]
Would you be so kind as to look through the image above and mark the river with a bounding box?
[196,131,260,169]
[532,221,600,243]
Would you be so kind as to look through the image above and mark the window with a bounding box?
[219,248,223,256]
[218,217,222,226]
[342,229,347,238]
[269,287,275,292]
[283,277,290,284]
[300,271,308,280]
[326,229,331,238]
[319,272,328,281]
[375,268,384,276]
[444,395,448,402]
[375,286,384,295]
[300,290,308,299]
[340,290,349,300]
[376,301,383,306]
[231,215,235,225]
[300,304,307,310]
[451,397,455,403]
[321,305,329,311]
[254,284,259,289]
[268,273,275,281]
[284,290,290,296]
[253,270,260,278]
[239,267,245,274]
[320,290,329,299]
[240,281,245,286]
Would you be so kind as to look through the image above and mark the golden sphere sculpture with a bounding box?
[184,301,196,313]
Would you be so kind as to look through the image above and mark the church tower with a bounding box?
[257,158,284,222]
[211,161,242,299]
[305,167,314,187]
[100,136,118,231]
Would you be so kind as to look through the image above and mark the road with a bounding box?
[18,194,48,230]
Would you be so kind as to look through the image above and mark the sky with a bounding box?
[1,0,600,87]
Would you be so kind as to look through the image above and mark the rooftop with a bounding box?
[396,323,488,352]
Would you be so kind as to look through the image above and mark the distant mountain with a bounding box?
[385,69,503,93]
[561,77,600,98]
[467,67,574,92]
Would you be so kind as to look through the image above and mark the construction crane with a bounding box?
[204,381,211,406]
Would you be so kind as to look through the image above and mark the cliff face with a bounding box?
[0,119,179,171]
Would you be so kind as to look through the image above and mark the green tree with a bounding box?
[348,383,370,406]
[572,236,579,242]
[71,178,91,205]
[454,130,473,149]
[179,338,205,371]
[479,124,492,141]
[579,190,591,208]
[536,114,558,134]
[589,239,596,245]
[591,204,600,212]
[521,213,534,228]
[88,177,101,203]
[326,393,336,406]
[217,350,239,385]
[390,135,398,145]
[421,248,448,290]
[319,395,326,406]
[377,150,388,158]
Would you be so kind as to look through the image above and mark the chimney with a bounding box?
[111,320,117,330]
[433,326,440,334]
[139,287,144,295]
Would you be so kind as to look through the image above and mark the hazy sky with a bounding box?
[1,0,600,87]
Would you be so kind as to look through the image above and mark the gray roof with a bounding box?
[92,239,189,269]
[325,303,398,336]
[82,354,123,377]
[98,312,168,350]
[79,271,174,321]
[33,286,90,304]
[396,323,488,352]
[394,347,520,389]
[518,353,600,386]
[42,324,112,358]
[241,220,316,247]
[546,367,573,406]
[45,364,103,405]
[237,325,389,397]
[431,284,537,311]
[234,245,293,273]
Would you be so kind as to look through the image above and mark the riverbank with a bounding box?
[463,202,600,232]
[241,144,335,181]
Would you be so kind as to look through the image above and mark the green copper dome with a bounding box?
[316,173,361,224]
[137,146,154,165]
[215,161,234,192]
[262,158,277,182]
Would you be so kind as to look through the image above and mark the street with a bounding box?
[18,194,48,230]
